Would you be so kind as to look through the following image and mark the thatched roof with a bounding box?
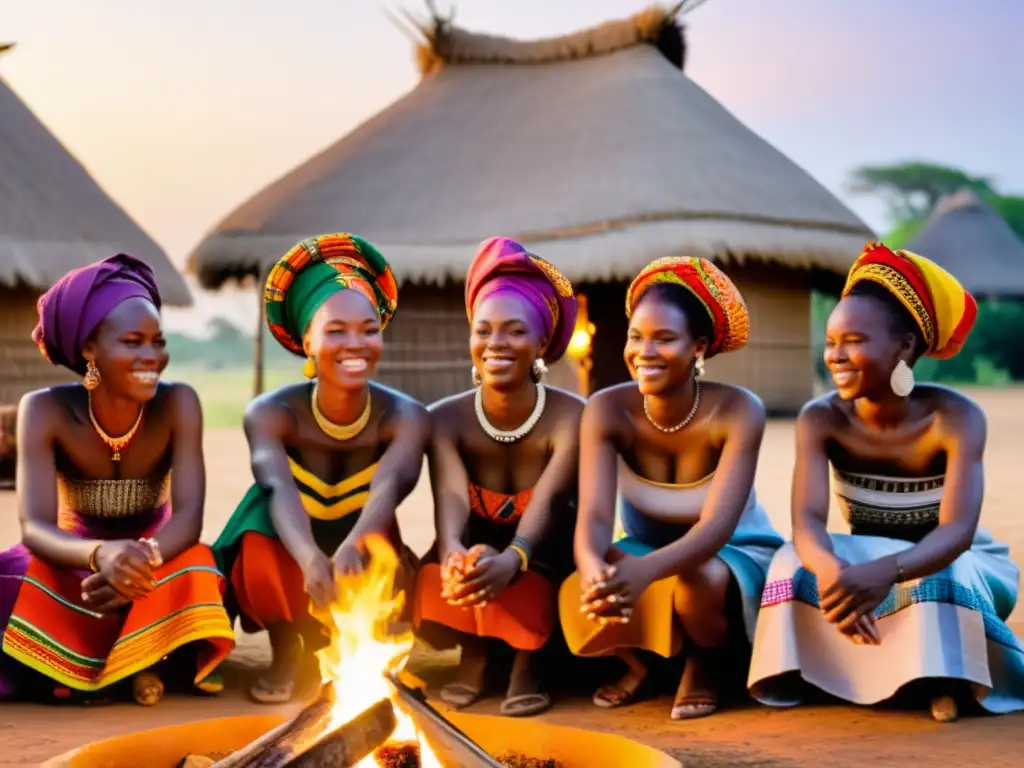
[0,45,191,305]
[188,4,873,290]
[904,188,1024,298]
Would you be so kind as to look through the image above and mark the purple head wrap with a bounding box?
[465,237,578,363]
[32,254,162,375]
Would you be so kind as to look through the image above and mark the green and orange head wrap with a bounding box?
[841,242,977,360]
[264,233,399,355]
[625,256,750,357]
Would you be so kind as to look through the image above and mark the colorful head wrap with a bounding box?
[465,237,578,363]
[841,242,977,360]
[264,233,399,356]
[32,254,162,375]
[625,256,750,357]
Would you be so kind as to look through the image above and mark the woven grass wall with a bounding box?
[0,286,74,406]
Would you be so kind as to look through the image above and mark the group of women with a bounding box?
[0,233,1021,726]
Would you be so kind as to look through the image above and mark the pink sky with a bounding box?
[4,0,1022,332]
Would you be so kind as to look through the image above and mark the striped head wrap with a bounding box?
[264,233,398,355]
[841,241,977,360]
[625,256,750,357]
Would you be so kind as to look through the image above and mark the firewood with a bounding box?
[386,674,502,768]
[211,696,395,768]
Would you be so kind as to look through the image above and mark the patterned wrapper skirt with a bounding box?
[748,531,1024,713]
[0,507,234,695]
[558,500,783,659]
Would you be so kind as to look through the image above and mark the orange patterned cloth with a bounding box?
[625,256,750,357]
[842,242,978,359]
[468,484,533,523]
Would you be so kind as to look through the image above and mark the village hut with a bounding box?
[905,188,1024,298]
[0,43,191,408]
[188,4,873,413]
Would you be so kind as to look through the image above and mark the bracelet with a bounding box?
[511,535,533,561]
[88,543,102,573]
[507,544,530,572]
[894,556,906,584]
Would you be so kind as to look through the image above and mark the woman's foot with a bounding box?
[670,648,719,720]
[440,637,487,709]
[500,650,551,717]
[592,649,648,709]
[132,670,165,707]
[930,694,958,723]
[251,624,301,704]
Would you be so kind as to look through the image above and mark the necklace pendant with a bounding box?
[112,450,121,462]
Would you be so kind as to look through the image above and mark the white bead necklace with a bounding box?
[644,379,701,433]
[475,384,547,443]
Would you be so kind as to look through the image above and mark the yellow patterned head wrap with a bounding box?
[625,257,750,357]
[842,242,977,360]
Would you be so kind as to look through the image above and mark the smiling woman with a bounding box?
[0,254,235,706]
[412,237,583,718]
[748,242,1024,722]
[211,233,430,706]
[558,256,783,721]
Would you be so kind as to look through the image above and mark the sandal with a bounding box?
[500,692,552,717]
[670,648,719,720]
[249,676,295,704]
[439,683,482,709]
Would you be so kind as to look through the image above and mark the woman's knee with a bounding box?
[672,558,732,643]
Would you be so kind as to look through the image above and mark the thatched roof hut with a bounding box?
[188,4,873,411]
[905,188,1024,298]
[1,43,191,405]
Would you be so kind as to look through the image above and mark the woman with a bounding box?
[748,242,1024,721]
[559,256,783,720]
[212,233,430,704]
[0,254,234,706]
[412,237,582,718]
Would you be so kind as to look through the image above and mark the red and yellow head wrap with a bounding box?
[625,256,750,357]
[264,233,399,356]
[841,242,977,360]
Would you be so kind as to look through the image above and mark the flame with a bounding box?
[311,533,442,768]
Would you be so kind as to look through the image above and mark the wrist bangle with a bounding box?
[507,544,529,572]
[88,543,102,573]
[894,557,906,584]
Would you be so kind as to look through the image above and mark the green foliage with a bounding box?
[846,161,994,221]
[985,194,1024,241]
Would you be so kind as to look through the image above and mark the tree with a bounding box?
[846,162,994,222]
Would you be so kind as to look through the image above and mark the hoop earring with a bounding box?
[890,359,914,398]
[83,359,101,391]
[694,354,706,379]
[302,356,317,379]
[471,367,482,387]
[531,359,548,383]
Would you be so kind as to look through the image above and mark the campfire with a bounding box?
[197,535,544,768]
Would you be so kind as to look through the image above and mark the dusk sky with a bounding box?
[4,0,1022,331]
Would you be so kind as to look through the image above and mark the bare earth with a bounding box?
[1,388,1022,766]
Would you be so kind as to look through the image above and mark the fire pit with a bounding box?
[42,708,681,768]
[42,535,681,767]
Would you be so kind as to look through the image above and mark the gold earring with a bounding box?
[302,356,317,379]
[695,355,706,379]
[531,359,548,382]
[83,359,101,391]
[471,367,482,387]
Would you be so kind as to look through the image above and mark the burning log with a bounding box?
[387,673,503,768]
[210,693,396,768]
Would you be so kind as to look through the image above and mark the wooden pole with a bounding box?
[253,278,265,398]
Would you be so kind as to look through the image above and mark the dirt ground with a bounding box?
[1,388,1022,766]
